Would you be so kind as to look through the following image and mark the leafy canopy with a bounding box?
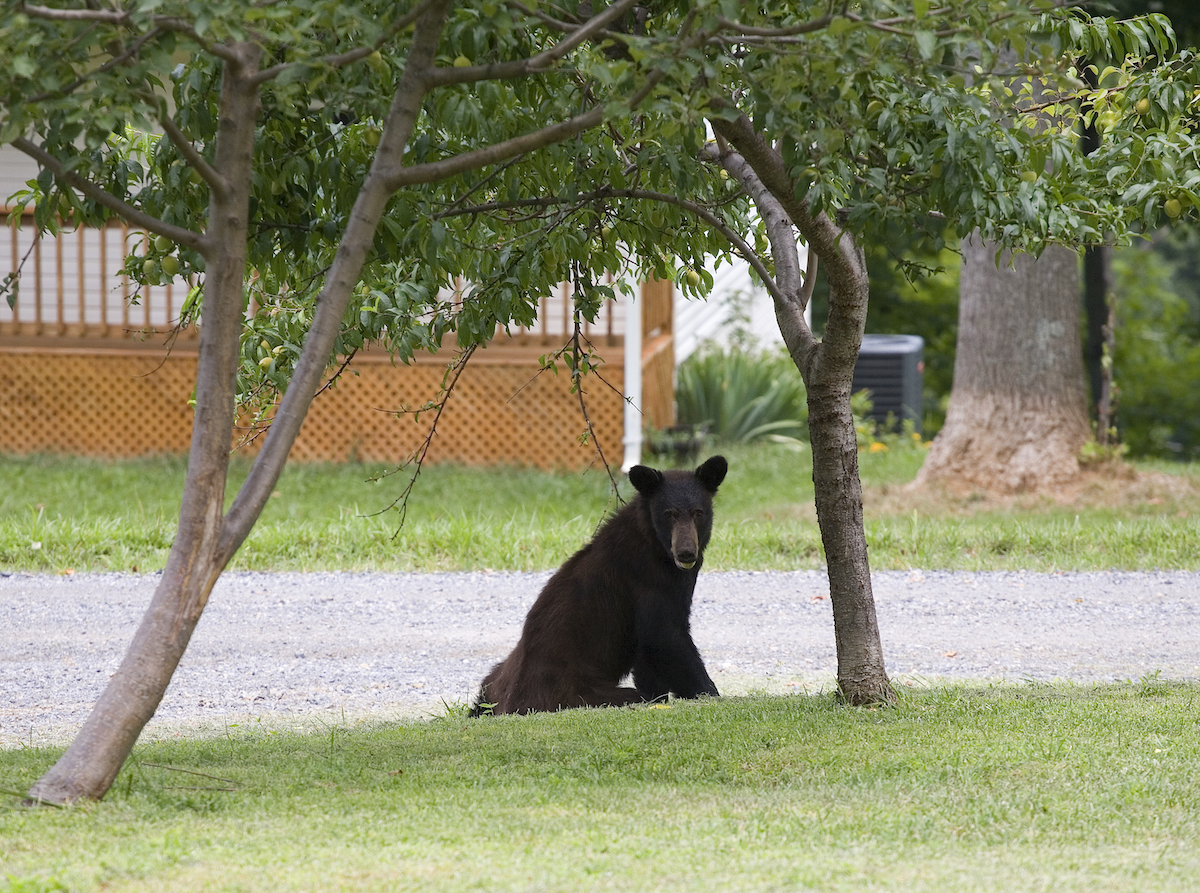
[3,1,1200,410]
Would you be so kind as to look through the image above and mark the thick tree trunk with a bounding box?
[707,119,894,706]
[915,235,1090,494]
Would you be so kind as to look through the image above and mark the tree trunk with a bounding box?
[1080,65,1115,439]
[915,234,1090,494]
[27,42,264,805]
[27,3,454,804]
[707,118,895,706]
[1083,246,1116,444]
[805,244,893,704]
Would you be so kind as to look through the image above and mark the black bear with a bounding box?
[469,455,727,716]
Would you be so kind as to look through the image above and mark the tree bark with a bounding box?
[26,2,455,805]
[915,235,1090,494]
[1080,76,1114,440]
[27,41,265,804]
[805,243,893,704]
[1083,245,1116,444]
[707,117,895,706]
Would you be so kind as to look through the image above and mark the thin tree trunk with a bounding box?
[1080,64,1114,437]
[27,41,265,804]
[915,234,1090,494]
[27,3,454,804]
[1084,246,1116,445]
[707,118,895,706]
[806,244,893,704]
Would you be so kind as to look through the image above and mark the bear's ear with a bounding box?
[695,455,728,492]
[628,465,664,497]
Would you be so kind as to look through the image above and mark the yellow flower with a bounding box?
[869,442,889,452]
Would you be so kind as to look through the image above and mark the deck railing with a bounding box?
[2,212,196,346]
[2,213,641,352]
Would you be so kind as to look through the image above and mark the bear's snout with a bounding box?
[670,522,700,570]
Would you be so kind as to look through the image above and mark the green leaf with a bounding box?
[914,30,937,61]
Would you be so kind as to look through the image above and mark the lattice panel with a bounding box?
[0,349,627,468]
[286,354,625,468]
[0,351,198,456]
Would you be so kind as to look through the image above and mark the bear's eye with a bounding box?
[692,508,706,519]
[664,509,679,521]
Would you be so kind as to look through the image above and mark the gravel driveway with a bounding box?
[2,569,1198,746]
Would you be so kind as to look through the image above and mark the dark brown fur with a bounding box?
[469,456,727,716]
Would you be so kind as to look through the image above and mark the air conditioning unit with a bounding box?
[851,334,924,434]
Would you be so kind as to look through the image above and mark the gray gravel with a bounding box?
[2,569,1199,746]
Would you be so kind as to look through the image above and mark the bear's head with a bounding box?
[628,455,727,571]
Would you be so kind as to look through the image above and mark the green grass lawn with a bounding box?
[3,686,1198,893]
[2,443,1199,572]
[4,450,1200,891]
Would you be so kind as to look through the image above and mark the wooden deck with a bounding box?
[1,213,674,466]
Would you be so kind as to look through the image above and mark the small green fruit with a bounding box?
[453,55,471,68]
[1165,198,1182,218]
[366,50,387,75]
[160,255,181,276]
[1020,170,1038,183]
[364,126,381,147]
[1136,97,1151,115]
[866,100,883,117]
[142,259,158,279]
[258,356,273,370]
[154,235,172,252]
[685,270,702,287]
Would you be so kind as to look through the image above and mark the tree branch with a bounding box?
[21,3,126,22]
[714,13,835,38]
[10,137,211,254]
[424,0,640,88]
[27,26,164,104]
[702,139,816,363]
[21,5,239,60]
[706,109,845,265]
[368,344,478,531]
[383,106,606,189]
[383,8,698,190]
[250,0,442,85]
[504,0,598,36]
[707,112,868,377]
[156,112,227,197]
[431,185,777,300]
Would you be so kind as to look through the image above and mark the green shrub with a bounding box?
[1112,245,1200,459]
[673,345,922,456]
[674,346,807,443]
